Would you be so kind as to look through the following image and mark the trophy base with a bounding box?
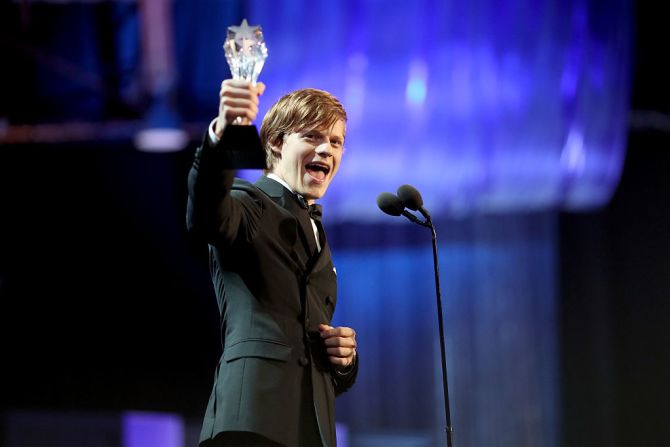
[218,124,267,169]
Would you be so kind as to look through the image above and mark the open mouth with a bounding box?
[305,162,331,181]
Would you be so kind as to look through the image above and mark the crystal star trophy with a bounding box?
[220,19,269,168]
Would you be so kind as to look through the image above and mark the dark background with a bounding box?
[2,1,669,446]
[559,2,670,444]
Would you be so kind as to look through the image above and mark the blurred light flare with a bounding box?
[406,59,428,108]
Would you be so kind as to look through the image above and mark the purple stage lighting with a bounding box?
[236,0,632,221]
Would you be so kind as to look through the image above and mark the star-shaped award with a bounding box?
[228,19,257,48]
[224,18,268,84]
[218,19,269,169]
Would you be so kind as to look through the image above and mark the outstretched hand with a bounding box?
[319,324,357,369]
[215,79,266,137]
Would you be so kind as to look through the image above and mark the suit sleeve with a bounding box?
[186,131,262,246]
[332,353,359,396]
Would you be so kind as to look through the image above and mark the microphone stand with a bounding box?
[405,213,454,447]
[428,218,454,447]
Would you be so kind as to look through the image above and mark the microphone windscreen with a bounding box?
[377,192,405,216]
[397,184,423,211]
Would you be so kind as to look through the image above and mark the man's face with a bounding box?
[270,119,345,203]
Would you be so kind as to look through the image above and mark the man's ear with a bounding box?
[269,136,283,158]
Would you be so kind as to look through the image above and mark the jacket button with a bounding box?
[298,356,309,366]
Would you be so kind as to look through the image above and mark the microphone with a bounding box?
[376,184,454,447]
[397,184,431,221]
[376,192,404,216]
[376,191,426,226]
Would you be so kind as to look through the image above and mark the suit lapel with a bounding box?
[255,176,318,257]
[312,233,332,273]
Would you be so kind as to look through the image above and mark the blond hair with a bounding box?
[260,88,347,172]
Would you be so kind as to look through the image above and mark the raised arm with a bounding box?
[186,80,265,244]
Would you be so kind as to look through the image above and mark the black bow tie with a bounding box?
[296,194,322,222]
[308,204,322,222]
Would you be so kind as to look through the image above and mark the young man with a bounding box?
[187,79,358,447]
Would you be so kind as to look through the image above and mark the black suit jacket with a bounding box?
[186,134,357,447]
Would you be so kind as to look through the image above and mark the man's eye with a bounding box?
[304,133,316,140]
[331,140,343,147]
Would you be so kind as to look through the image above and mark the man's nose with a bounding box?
[315,142,332,156]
